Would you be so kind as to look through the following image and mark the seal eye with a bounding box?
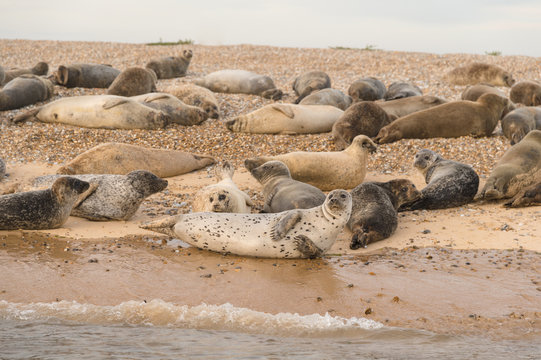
[209,197,214,202]
[218,194,226,201]
[340,194,347,199]
[424,156,430,160]
[401,187,407,192]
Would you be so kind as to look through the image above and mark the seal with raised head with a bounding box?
[54,63,121,88]
[145,50,193,79]
[348,179,421,249]
[107,67,157,97]
[377,95,448,118]
[192,161,253,213]
[245,135,377,191]
[444,62,515,87]
[384,82,422,101]
[509,80,541,106]
[299,88,352,110]
[504,181,541,208]
[292,71,331,103]
[130,93,208,126]
[348,77,386,102]
[375,93,508,144]
[141,189,352,259]
[250,160,326,213]
[501,107,541,145]
[1,62,48,85]
[0,75,54,111]
[195,70,283,100]
[56,142,215,178]
[399,149,479,211]
[164,83,220,119]
[461,83,514,118]
[0,177,89,230]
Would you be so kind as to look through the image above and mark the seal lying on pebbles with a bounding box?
[504,181,541,208]
[32,170,168,221]
[292,71,331,103]
[0,177,89,230]
[107,67,157,97]
[501,107,541,145]
[54,64,120,88]
[377,95,447,118]
[145,50,193,79]
[164,83,220,119]
[375,93,508,144]
[57,142,215,178]
[348,179,421,249]
[0,158,5,180]
[299,88,352,110]
[348,77,386,102]
[1,62,48,85]
[0,65,4,85]
[250,160,326,213]
[509,80,541,106]
[444,62,515,87]
[480,130,541,200]
[384,82,422,101]
[141,189,352,259]
[399,149,479,211]
[245,135,377,191]
[130,93,208,126]
[461,83,514,118]
[191,161,253,213]
[0,75,54,111]
[195,70,283,100]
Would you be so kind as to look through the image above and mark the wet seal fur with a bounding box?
[461,83,514,118]
[299,88,352,110]
[504,181,541,208]
[444,62,515,87]
[54,63,120,88]
[292,71,331,103]
[0,177,89,230]
[107,67,157,97]
[195,70,282,100]
[192,161,253,213]
[145,50,193,79]
[348,179,421,249]
[164,83,220,119]
[510,80,541,106]
[250,160,326,213]
[501,107,541,145]
[348,77,386,102]
[377,95,448,118]
[141,189,352,259]
[1,62,48,86]
[130,93,208,126]
[384,82,422,101]
[0,74,54,111]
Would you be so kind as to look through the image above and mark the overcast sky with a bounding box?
[2,0,540,56]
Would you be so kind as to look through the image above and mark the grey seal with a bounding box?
[107,67,157,97]
[509,80,541,106]
[384,82,422,101]
[130,93,208,126]
[1,62,48,85]
[145,50,193,79]
[54,63,120,88]
[504,181,541,208]
[164,83,220,119]
[348,77,386,102]
[501,107,541,145]
[461,83,515,118]
[0,158,5,180]
[292,71,331,103]
[444,62,515,87]
[0,75,54,111]
[195,70,283,100]
[377,95,448,118]
[299,88,352,110]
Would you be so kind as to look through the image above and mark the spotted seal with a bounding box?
[292,71,331,103]
[130,93,208,126]
[164,83,220,119]
[348,77,386,102]
[501,107,541,145]
[195,70,283,100]
[299,88,352,110]
[145,50,193,79]
[444,62,515,87]
[384,82,422,101]
[509,80,541,106]
[54,63,120,88]
[0,74,54,111]
[1,62,48,86]
[107,67,157,97]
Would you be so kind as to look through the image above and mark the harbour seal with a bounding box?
[375,93,508,144]
[377,95,448,118]
[225,103,343,134]
[56,142,215,178]
[249,160,326,213]
[444,62,515,87]
[164,83,220,119]
[130,93,208,126]
[504,181,541,208]
[399,149,479,211]
[0,75,54,111]
[479,130,541,200]
[461,83,515,118]
[292,71,331,103]
[509,80,541,106]
[501,107,541,145]
[245,135,377,191]
[191,161,253,213]
[1,62,48,85]
[12,95,170,130]
[348,77,386,102]
[107,67,157,97]
[141,189,352,259]
[195,70,283,100]
[299,88,352,110]
[384,82,422,101]
[348,179,421,249]
[54,63,121,88]
[32,170,168,221]
[0,177,89,230]
[145,50,193,79]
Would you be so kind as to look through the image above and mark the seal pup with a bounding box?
[1,62,48,85]
[375,93,508,144]
[195,70,283,100]
[384,82,422,101]
[245,135,377,191]
[348,179,421,249]
[479,130,541,200]
[461,83,514,118]
[107,67,157,97]
[145,50,193,79]
[509,80,541,106]
[141,189,352,259]
[226,103,343,135]
[399,149,479,211]
[501,107,541,145]
[348,77,386,102]
[0,177,89,230]
[250,160,326,213]
[57,142,215,178]
[192,161,253,213]
[299,88,352,110]
[504,181,541,208]
[54,64,120,88]
[164,83,220,119]
[444,62,515,87]
[130,93,208,126]
[377,95,448,118]
[32,170,168,221]
[0,75,54,111]
[292,71,331,103]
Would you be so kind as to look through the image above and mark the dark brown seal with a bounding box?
[509,80,541,106]
[107,67,157,97]
[54,63,121,88]
[501,107,541,145]
[384,82,422,101]
[461,83,515,118]
[445,62,515,87]
[0,75,54,111]
[348,77,386,102]
[504,181,541,208]
[1,61,48,85]
[145,50,193,79]
[292,71,331,103]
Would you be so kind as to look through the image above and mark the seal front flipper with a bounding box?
[72,181,99,209]
[271,210,302,241]
[138,93,171,103]
[294,234,323,259]
[102,98,130,109]
[271,104,295,118]
[140,215,179,237]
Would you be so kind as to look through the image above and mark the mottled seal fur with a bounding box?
[0,177,89,230]
[501,107,541,145]
[461,83,514,118]
[145,50,193,79]
[141,189,352,259]
[0,75,54,111]
[348,179,421,249]
[192,161,253,213]
[164,83,220,119]
[107,67,157,97]
[348,77,386,102]
[245,135,377,191]
[509,80,541,106]
[504,181,541,208]
[444,62,515,87]
[250,160,326,213]
[299,88,352,110]
[1,62,48,85]
[195,70,282,100]
[54,64,120,88]
[377,95,448,118]
[292,71,331,103]
[130,93,208,126]
[384,82,422,101]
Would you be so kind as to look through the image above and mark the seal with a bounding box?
[348,179,421,249]
[461,83,514,118]
[384,82,422,101]
[56,142,215,178]
[299,88,352,110]
[225,103,343,135]
[479,130,541,200]
[32,170,168,221]
[107,67,157,97]
[164,83,220,119]
[504,181,541,208]
[292,71,331,103]
[501,107,541,145]
[0,177,89,230]
[54,63,120,88]
[348,77,386,102]
[0,158,5,180]
[375,93,508,144]
[12,95,170,130]
[145,50,193,79]
[141,189,352,259]
[130,93,208,126]
[1,62,48,85]
[399,149,479,211]
[0,74,54,111]
[509,80,541,106]
[249,160,326,213]
[191,161,253,213]
[0,65,5,85]
[245,135,377,191]
[332,101,397,150]
[444,62,515,87]
[195,70,283,100]
[377,95,448,118]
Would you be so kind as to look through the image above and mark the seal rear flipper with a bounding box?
[271,210,302,241]
[103,98,130,110]
[12,108,40,124]
[294,235,323,259]
[214,161,235,181]
[140,215,179,237]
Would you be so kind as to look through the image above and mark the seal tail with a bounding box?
[214,161,234,181]
[12,108,40,124]
[140,216,179,237]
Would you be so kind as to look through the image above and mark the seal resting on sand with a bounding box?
[501,107,541,145]
[348,77,386,102]
[292,71,331,103]
[195,70,282,100]
[54,63,120,88]
[444,62,515,87]
[145,50,193,79]
[107,67,157,97]
[1,62,48,85]
[509,80,541,106]
[384,82,422,101]
[0,75,54,111]
[164,83,220,119]
[130,93,208,126]
[299,88,352,110]
[504,181,541,208]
